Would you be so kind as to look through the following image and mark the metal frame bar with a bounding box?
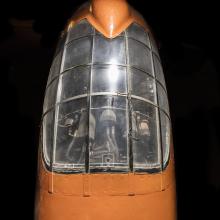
[46,63,167,95]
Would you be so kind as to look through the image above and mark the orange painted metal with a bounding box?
[35,1,177,219]
[67,0,151,38]
[36,184,176,220]
[35,144,176,219]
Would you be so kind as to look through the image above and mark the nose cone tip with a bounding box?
[91,0,131,37]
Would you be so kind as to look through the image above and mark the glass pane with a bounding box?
[43,79,58,113]
[54,98,88,171]
[55,32,67,56]
[96,30,125,37]
[43,110,54,166]
[150,35,159,56]
[126,23,150,47]
[131,67,156,102]
[60,66,90,101]
[92,65,127,93]
[63,37,92,71]
[153,54,166,87]
[47,51,62,85]
[160,111,170,168]
[67,19,93,43]
[157,83,169,115]
[93,35,126,65]
[128,39,152,74]
[89,96,129,171]
[131,99,160,170]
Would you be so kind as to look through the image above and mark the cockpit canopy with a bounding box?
[42,20,171,173]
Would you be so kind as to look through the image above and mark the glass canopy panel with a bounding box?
[54,98,88,172]
[67,19,94,44]
[60,66,90,101]
[43,110,54,166]
[43,79,58,114]
[93,35,126,65]
[153,54,166,87]
[131,99,160,171]
[47,51,62,85]
[63,36,92,71]
[157,82,169,115]
[126,23,150,47]
[131,67,156,102]
[128,38,152,75]
[55,33,67,56]
[89,96,129,172]
[150,35,159,56]
[160,110,171,168]
[91,65,127,93]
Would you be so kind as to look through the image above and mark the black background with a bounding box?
[1,0,219,219]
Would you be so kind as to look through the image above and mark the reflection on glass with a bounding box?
[93,35,126,65]
[43,110,54,166]
[92,65,127,93]
[89,96,129,171]
[54,98,88,171]
[160,111,170,168]
[131,67,156,102]
[131,99,160,170]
